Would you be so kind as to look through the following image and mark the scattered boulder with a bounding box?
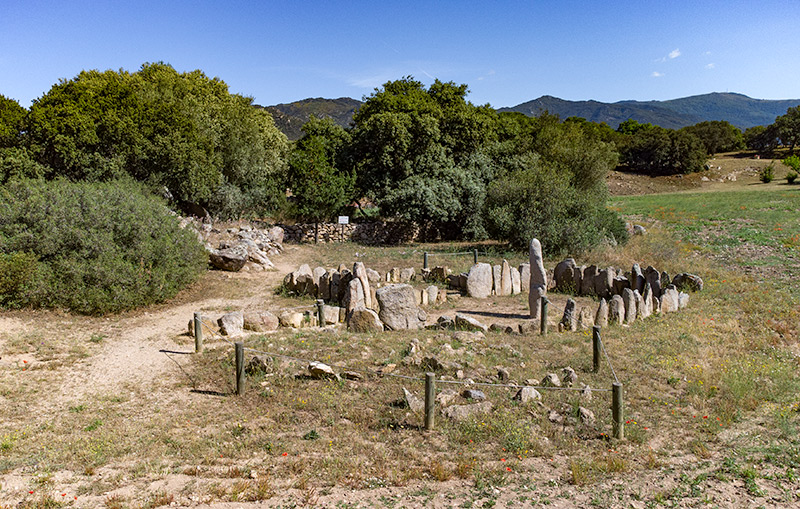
[455,313,489,333]
[672,273,704,292]
[348,306,383,333]
[279,311,305,329]
[541,373,561,387]
[442,401,493,422]
[513,387,542,403]
[246,355,272,374]
[209,245,249,272]
[376,284,427,330]
[561,366,578,387]
[578,407,596,425]
[308,361,339,381]
[461,389,486,401]
[218,312,244,336]
[403,388,424,413]
[243,311,279,332]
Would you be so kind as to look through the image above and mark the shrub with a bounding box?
[0,178,207,314]
[760,164,774,183]
[788,171,798,184]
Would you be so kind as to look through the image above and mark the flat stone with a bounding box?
[442,401,493,422]
[455,313,488,332]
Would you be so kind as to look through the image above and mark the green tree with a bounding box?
[776,105,800,152]
[349,77,496,240]
[680,120,743,155]
[617,119,653,135]
[288,116,354,232]
[743,124,780,154]
[0,95,26,148]
[619,126,706,175]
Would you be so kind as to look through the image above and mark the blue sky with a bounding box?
[2,0,798,108]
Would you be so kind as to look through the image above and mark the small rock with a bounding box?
[578,407,595,425]
[454,313,488,332]
[403,387,424,413]
[561,367,578,387]
[541,373,561,387]
[513,387,542,403]
[461,389,486,401]
[308,361,339,380]
[442,401,493,422]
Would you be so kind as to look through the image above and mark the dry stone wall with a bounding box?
[278,221,419,245]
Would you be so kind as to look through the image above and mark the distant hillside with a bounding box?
[259,97,361,141]
[499,93,800,130]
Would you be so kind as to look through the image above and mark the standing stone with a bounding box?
[466,263,493,299]
[343,278,365,316]
[312,267,327,297]
[529,239,547,288]
[633,289,645,320]
[499,259,513,296]
[420,288,428,306]
[609,295,625,325]
[631,263,645,293]
[510,266,521,295]
[661,285,680,312]
[529,239,548,319]
[319,269,334,301]
[425,286,439,305]
[594,268,614,299]
[322,305,340,325]
[366,268,381,284]
[353,262,372,309]
[574,265,585,295]
[337,269,353,303]
[641,283,654,318]
[387,267,401,283]
[645,266,661,298]
[492,265,502,296]
[400,267,415,283]
[376,284,427,330]
[622,288,637,324]
[554,258,577,292]
[329,270,341,303]
[612,276,630,296]
[519,263,531,293]
[661,272,671,293]
[560,298,578,331]
[578,306,594,330]
[581,265,598,296]
[595,298,609,328]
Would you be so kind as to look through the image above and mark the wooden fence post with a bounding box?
[612,382,624,439]
[193,312,203,353]
[540,296,549,335]
[593,326,601,373]
[425,372,435,431]
[473,249,478,264]
[235,342,245,396]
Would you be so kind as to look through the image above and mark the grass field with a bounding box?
[1,171,800,507]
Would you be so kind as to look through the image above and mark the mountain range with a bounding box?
[262,93,800,140]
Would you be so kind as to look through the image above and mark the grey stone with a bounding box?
[498,259,513,296]
[609,295,625,325]
[510,266,521,295]
[319,269,334,301]
[399,267,415,283]
[246,355,272,375]
[353,262,372,309]
[437,315,455,329]
[640,283,654,319]
[519,263,531,293]
[489,323,514,334]
[631,263,645,294]
[343,278,365,316]
[672,273,704,292]
[578,407,595,425]
[308,361,339,380]
[243,311,279,332]
[561,366,578,387]
[425,286,439,306]
[461,389,486,401]
[661,286,680,313]
[542,373,561,387]
[209,245,249,272]
[612,276,631,296]
[322,305,340,325]
[454,313,488,332]
[312,267,327,296]
[645,266,662,297]
[595,298,609,328]
[466,263,493,299]
[678,291,690,309]
[633,225,647,235]
[366,268,381,283]
[594,268,614,299]
[513,387,542,403]
[578,306,594,330]
[554,258,577,292]
[403,388,424,413]
[218,312,244,336]
[529,238,547,288]
[492,265,502,296]
[442,401,493,422]
[347,305,384,332]
[560,298,578,331]
[529,285,546,320]
[376,284,426,330]
[279,310,305,328]
[622,288,637,324]
[581,265,598,296]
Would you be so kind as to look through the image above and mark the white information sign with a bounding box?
[338,216,349,225]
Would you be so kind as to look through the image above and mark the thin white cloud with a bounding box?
[652,71,664,78]
[476,69,496,82]
[347,72,397,89]
[705,63,716,69]
[669,48,681,59]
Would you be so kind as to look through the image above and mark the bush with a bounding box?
[0,178,207,314]
[783,155,800,173]
[760,164,774,183]
[787,171,798,184]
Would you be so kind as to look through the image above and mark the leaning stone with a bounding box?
[403,388,424,413]
[645,266,662,297]
[353,262,372,309]
[631,263,645,294]
[455,313,489,333]
[595,298,609,328]
[243,311,279,332]
[560,298,578,331]
[308,361,339,381]
[343,278,365,316]
[513,387,542,403]
[461,389,486,401]
[442,401,493,422]
[376,284,427,330]
[672,273,704,292]
[348,306,383,333]
[609,295,625,325]
[466,263,493,299]
[541,373,561,387]
[218,312,244,336]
